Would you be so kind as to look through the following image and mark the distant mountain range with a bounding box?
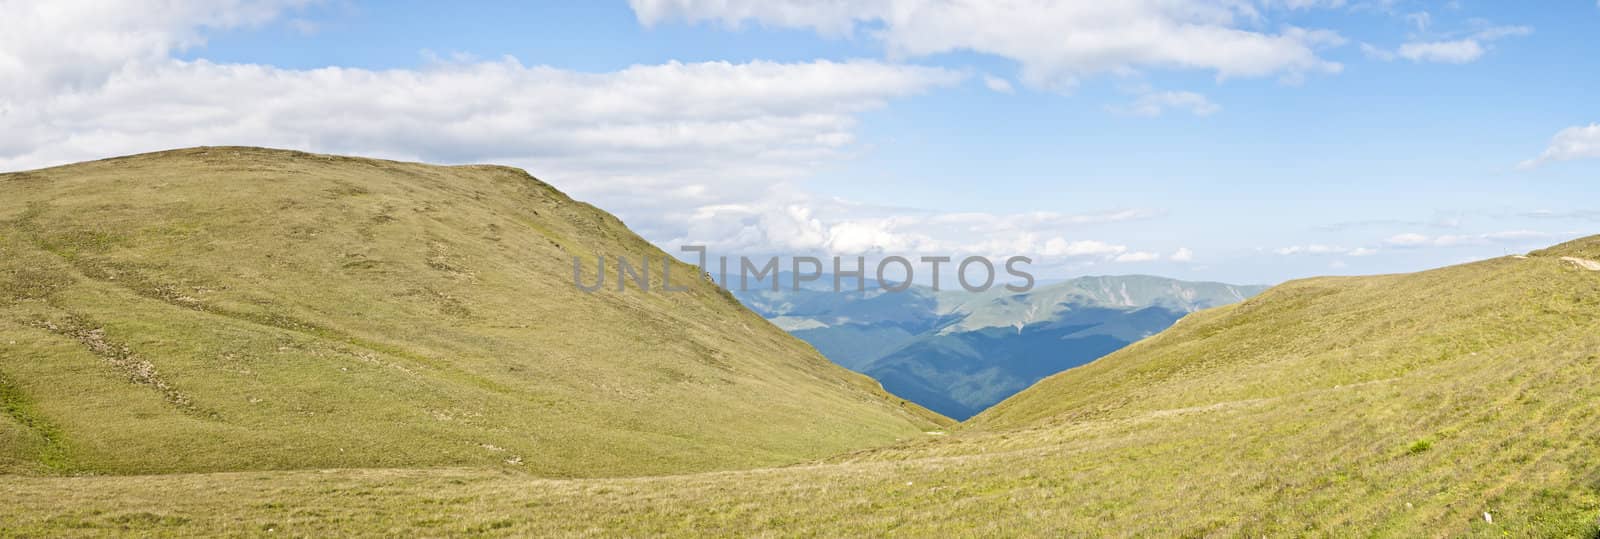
[734,274,1267,419]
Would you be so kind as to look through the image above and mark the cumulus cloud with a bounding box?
[1170,247,1195,262]
[631,0,1345,89]
[1520,123,1600,169]
[1113,251,1160,263]
[0,57,961,193]
[0,1,983,252]
[0,0,312,98]
[3,0,1179,270]
[0,57,967,247]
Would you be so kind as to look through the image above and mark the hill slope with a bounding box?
[6,236,1593,536]
[2,151,1596,535]
[0,147,944,477]
[974,235,1600,430]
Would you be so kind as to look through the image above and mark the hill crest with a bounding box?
[0,146,945,477]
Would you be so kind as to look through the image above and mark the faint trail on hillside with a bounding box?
[26,317,215,419]
[1560,257,1600,271]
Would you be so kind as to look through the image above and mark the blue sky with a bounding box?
[3,1,1597,284]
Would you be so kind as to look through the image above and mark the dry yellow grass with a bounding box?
[2,148,1597,537]
[4,245,1596,537]
[0,147,944,479]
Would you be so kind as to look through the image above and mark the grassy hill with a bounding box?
[3,148,1596,536]
[0,147,945,478]
[974,235,1600,430]
[5,235,1592,537]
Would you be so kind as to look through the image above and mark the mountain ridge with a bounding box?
[5,234,1596,535]
[0,146,947,477]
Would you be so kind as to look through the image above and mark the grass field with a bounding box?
[3,149,1598,537]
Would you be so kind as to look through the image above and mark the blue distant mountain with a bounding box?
[734,275,1267,420]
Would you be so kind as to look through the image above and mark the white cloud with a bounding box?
[1384,233,1431,247]
[3,1,1175,269]
[1273,244,1378,256]
[1109,90,1220,117]
[630,0,880,36]
[1471,25,1535,41]
[1385,230,1550,248]
[1520,123,1600,169]
[1367,24,1531,65]
[0,1,975,255]
[674,201,1164,264]
[2,58,961,165]
[0,58,963,234]
[983,75,1015,94]
[631,0,1345,89]
[1170,247,1195,262]
[1397,39,1483,63]
[0,0,311,98]
[1113,251,1160,263]
[1043,239,1128,257]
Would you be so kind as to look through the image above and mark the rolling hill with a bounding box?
[737,275,1265,419]
[0,147,945,478]
[2,148,1597,536]
[5,234,1593,536]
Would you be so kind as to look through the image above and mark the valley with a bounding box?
[2,149,1596,536]
[736,275,1266,419]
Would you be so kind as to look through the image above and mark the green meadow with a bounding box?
[3,149,1598,537]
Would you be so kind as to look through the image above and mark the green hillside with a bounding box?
[0,147,945,478]
[6,234,1593,537]
[974,235,1600,430]
[3,149,1597,536]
